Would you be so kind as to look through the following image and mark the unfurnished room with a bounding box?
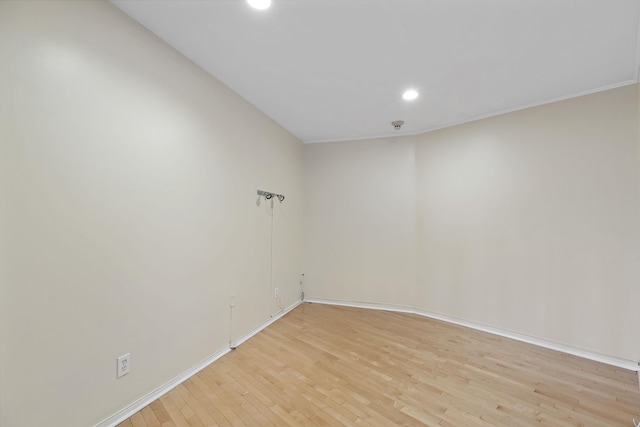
[1,1,640,426]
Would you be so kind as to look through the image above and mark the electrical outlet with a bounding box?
[117,353,130,378]
[274,287,279,298]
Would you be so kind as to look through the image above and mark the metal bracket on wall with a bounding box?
[257,189,285,202]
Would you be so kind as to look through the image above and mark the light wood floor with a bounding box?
[117,303,640,426]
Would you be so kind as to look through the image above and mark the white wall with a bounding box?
[304,84,640,363]
[0,2,302,426]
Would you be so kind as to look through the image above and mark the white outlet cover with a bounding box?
[117,353,130,378]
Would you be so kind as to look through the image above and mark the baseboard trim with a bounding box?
[95,299,303,427]
[304,297,415,314]
[305,298,639,372]
[94,347,231,427]
[231,299,302,349]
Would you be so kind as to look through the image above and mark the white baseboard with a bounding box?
[94,347,231,427]
[305,298,639,372]
[95,299,302,427]
[231,299,302,348]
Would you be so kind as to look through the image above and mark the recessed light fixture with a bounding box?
[402,89,419,101]
[247,0,271,10]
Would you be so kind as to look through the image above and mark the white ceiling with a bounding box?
[112,0,640,143]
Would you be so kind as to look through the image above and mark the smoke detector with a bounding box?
[392,120,404,130]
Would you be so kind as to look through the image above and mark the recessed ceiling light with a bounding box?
[247,0,271,10]
[402,89,419,101]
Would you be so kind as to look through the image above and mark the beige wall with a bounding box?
[2,2,639,424]
[303,137,417,307]
[304,85,640,363]
[415,85,640,361]
[0,2,302,426]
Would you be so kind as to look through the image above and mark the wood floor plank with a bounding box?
[116,303,640,426]
[139,405,162,427]
[148,400,174,426]
[116,419,134,427]
[129,412,147,427]
[156,395,191,427]
[167,384,207,427]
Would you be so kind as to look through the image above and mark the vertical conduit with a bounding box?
[257,190,285,317]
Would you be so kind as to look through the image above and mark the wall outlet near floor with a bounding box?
[117,353,130,378]
[274,287,279,298]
